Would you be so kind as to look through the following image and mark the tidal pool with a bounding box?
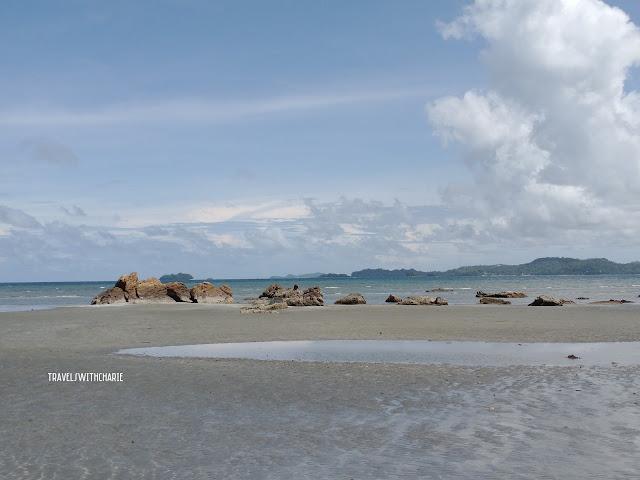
[116,340,640,366]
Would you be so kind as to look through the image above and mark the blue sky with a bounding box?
[1,0,639,281]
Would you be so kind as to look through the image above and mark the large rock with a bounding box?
[190,282,234,304]
[283,288,304,306]
[91,287,127,305]
[400,296,448,306]
[115,272,138,300]
[385,294,403,303]
[91,273,235,305]
[528,295,572,306]
[476,291,527,298]
[479,298,511,305]
[165,282,192,302]
[334,293,366,305]
[259,284,287,298]
[132,277,173,303]
[302,286,324,306]
[258,284,323,306]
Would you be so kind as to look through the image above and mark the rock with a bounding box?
[91,287,127,305]
[259,284,286,298]
[576,297,590,300]
[303,286,323,306]
[385,294,403,303]
[589,299,635,305]
[476,291,527,298]
[190,282,234,304]
[334,293,366,305]
[165,282,192,302]
[241,297,288,313]
[132,277,173,303]
[427,288,453,292]
[528,295,570,306]
[479,298,511,305]
[115,272,139,300]
[279,288,302,306]
[400,296,448,306]
[91,273,233,305]
[302,286,324,306]
[92,273,172,305]
[258,284,323,306]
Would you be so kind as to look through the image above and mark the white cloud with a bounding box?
[248,205,311,222]
[427,0,640,249]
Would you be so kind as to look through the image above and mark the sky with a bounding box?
[1,0,639,282]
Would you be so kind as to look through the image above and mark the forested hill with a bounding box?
[159,273,194,283]
[350,258,640,278]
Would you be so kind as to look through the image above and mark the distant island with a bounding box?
[159,272,194,283]
[350,258,640,278]
[269,273,325,280]
[162,258,639,283]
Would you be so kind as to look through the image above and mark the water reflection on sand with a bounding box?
[117,340,640,367]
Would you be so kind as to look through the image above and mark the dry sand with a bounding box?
[1,304,639,479]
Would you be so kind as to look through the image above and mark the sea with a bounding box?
[1,274,638,312]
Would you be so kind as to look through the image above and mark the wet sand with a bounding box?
[1,304,639,478]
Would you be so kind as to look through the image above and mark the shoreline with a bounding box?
[2,303,640,345]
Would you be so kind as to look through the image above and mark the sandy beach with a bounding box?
[2,304,639,479]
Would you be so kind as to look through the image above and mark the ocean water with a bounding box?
[1,274,638,312]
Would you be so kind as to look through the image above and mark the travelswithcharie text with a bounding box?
[48,372,123,382]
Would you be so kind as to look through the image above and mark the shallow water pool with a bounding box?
[116,340,640,367]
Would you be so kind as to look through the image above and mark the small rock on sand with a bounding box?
[479,298,511,305]
[335,294,366,305]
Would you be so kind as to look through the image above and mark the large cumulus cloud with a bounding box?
[427,0,640,249]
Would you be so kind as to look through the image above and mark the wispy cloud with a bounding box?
[111,200,311,228]
[0,206,42,229]
[2,87,434,127]
[20,137,80,167]
[61,205,87,217]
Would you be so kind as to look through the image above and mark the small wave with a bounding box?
[56,295,81,298]
[460,288,471,290]
[325,287,339,289]
[366,286,372,288]
[100,287,106,289]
